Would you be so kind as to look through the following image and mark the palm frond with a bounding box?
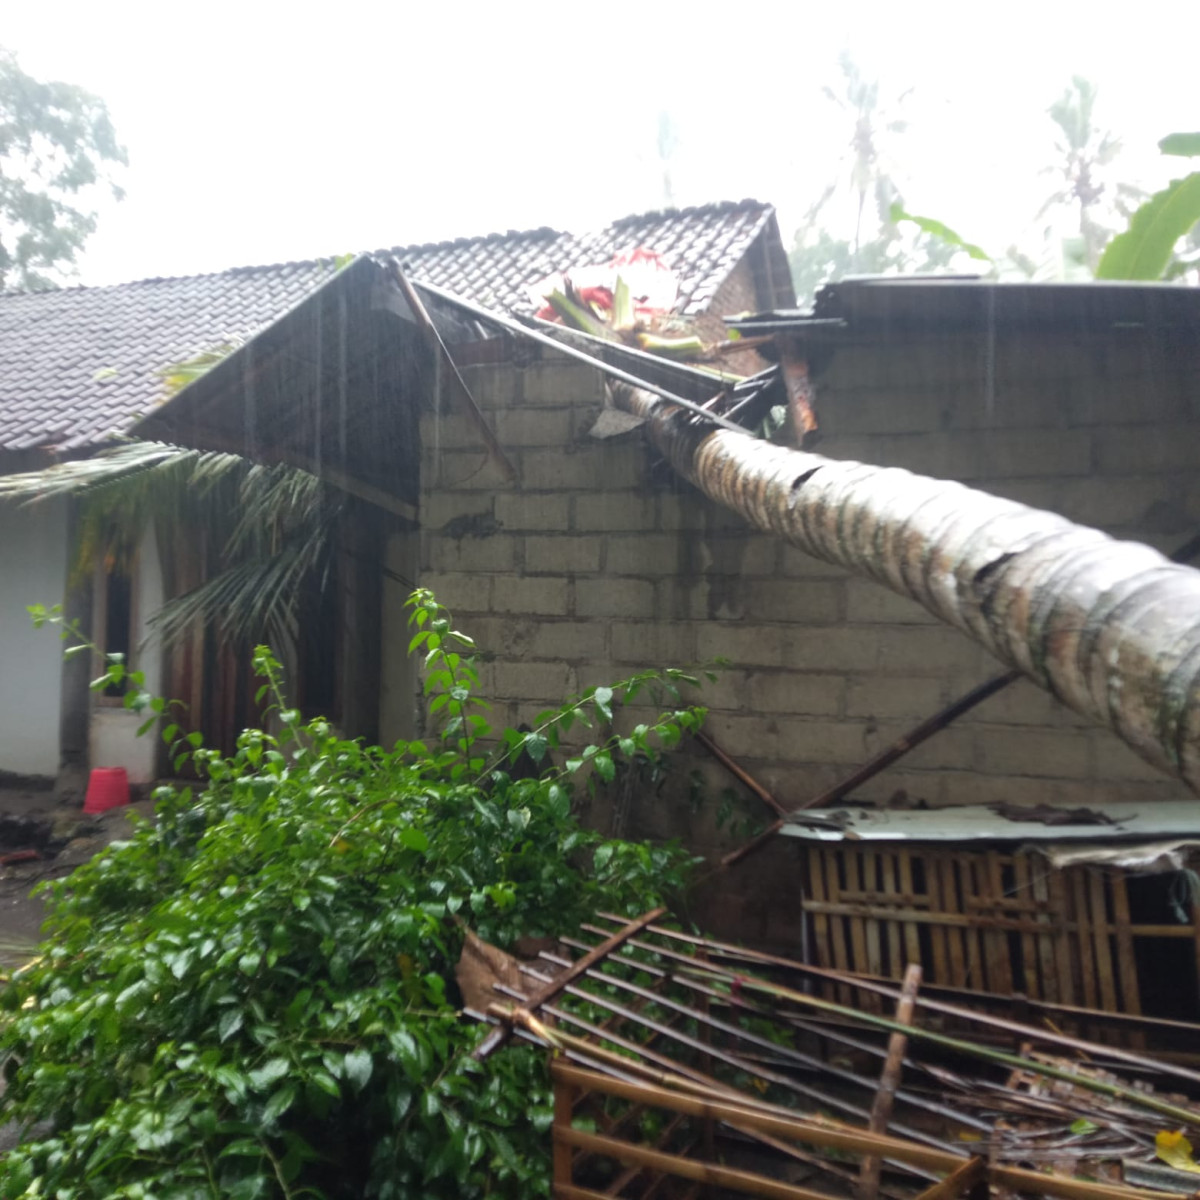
[0,438,341,653]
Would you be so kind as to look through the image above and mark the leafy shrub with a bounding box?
[0,591,704,1197]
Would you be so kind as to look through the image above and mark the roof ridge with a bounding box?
[607,198,773,230]
[386,225,565,258]
[1,256,342,299]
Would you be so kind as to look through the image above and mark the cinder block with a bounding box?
[524,535,603,575]
[571,492,656,533]
[973,727,1091,779]
[846,677,949,720]
[426,533,516,573]
[1094,424,1200,475]
[575,577,655,618]
[493,493,571,531]
[819,387,953,437]
[772,717,876,765]
[491,660,577,702]
[747,672,844,717]
[489,575,568,616]
[611,622,698,667]
[689,535,778,577]
[742,580,843,624]
[845,580,936,625]
[418,572,491,615]
[492,407,573,447]
[418,411,490,451]
[783,627,881,672]
[779,545,851,580]
[655,578,714,621]
[605,535,684,577]
[519,360,604,407]
[421,493,493,530]
[1090,733,1179,783]
[425,449,511,490]
[458,362,519,409]
[519,446,644,491]
[695,623,787,668]
[1056,475,1170,532]
[876,628,987,675]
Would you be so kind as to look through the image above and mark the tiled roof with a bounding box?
[0,200,781,456]
[390,199,778,317]
[0,260,339,455]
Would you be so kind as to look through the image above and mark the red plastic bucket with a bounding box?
[84,767,130,815]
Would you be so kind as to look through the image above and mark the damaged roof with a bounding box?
[0,200,789,460]
[388,199,790,317]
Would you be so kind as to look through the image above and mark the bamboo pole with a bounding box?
[860,964,922,1199]
[551,1063,1191,1200]
[608,381,1200,794]
[913,1158,986,1200]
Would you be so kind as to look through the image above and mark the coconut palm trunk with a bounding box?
[611,383,1200,796]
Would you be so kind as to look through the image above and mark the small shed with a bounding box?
[784,802,1200,1020]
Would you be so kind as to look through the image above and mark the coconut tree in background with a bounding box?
[788,53,958,306]
[1038,76,1144,274]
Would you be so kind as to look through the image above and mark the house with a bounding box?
[6,198,1200,1012]
[0,200,791,794]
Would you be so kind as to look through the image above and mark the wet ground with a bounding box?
[0,788,156,968]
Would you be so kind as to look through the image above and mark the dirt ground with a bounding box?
[0,787,157,967]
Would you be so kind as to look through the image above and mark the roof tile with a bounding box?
[0,200,777,455]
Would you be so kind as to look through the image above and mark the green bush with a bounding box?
[0,591,704,1198]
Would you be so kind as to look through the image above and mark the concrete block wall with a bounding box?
[410,329,1200,947]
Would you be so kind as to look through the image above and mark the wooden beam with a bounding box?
[859,964,922,1199]
[473,908,666,1060]
[555,1125,833,1200]
[913,1158,986,1200]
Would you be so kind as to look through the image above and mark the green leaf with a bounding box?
[399,826,429,853]
[592,686,614,722]
[219,1008,245,1042]
[1160,132,1200,158]
[344,1048,373,1091]
[1097,173,1200,279]
[248,1057,290,1090]
[888,203,992,262]
[593,750,615,783]
[523,732,548,764]
[1070,1118,1099,1135]
[262,1082,297,1123]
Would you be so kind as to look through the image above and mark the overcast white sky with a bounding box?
[6,1,1199,287]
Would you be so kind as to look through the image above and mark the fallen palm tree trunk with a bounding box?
[610,382,1200,795]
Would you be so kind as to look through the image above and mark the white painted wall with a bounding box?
[88,526,165,785]
[0,498,69,778]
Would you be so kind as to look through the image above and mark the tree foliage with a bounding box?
[1097,132,1200,282]
[0,47,126,291]
[788,54,961,306]
[1,592,704,1196]
[1038,76,1143,273]
[0,440,338,654]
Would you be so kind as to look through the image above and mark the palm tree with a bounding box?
[0,440,339,653]
[1039,77,1144,273]
[609,380,1200,796]
[790,55,959,304]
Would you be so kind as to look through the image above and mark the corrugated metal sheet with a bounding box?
[780,802,1200,843]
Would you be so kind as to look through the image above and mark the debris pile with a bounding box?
[467,909,1200,1198]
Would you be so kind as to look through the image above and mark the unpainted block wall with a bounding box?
[412,329,1200,946]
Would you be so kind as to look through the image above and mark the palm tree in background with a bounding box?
[788,53,958,305]
[1039,77,1144,273]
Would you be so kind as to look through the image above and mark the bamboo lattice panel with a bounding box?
[803,844,1159,1015]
